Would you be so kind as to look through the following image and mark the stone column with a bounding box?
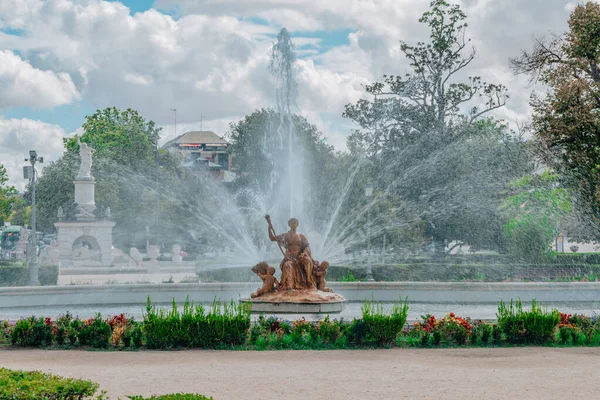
[74,178,96,222]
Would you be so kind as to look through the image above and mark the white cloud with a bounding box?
[0,50,80,108]
[0,118,72,190]
[0,0,581,153]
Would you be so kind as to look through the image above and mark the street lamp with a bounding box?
[364,181,374,281]
[24,150,43,286]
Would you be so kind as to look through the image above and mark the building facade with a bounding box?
[162,131,234,181]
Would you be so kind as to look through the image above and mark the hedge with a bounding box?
[0,262,59,286]
[0,368,100,399]
[196,263,600,282]
[0,368,213,400]
[4,298,598,350]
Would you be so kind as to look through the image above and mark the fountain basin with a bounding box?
[244,289,346,314]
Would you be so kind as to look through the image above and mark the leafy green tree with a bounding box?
[502,172,572,261]
[8,196,31,228]
[511,2,600,228]
[34,108,182,249]
[343,0,526,254]
[0,164,17,226]
[227,108,342,225]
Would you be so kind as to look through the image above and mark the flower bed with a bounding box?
[3,297,600,350]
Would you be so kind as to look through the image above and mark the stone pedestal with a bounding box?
[54,221,115,267]
[245,290,346,314]
[74,178,96,222]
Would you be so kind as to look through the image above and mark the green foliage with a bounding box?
[227,108,352,235]
[246,315,350,350]
[0,320,11,348]
[78,313,111,349]
[0,263,59,286]
[338,270,357,282]
[122,319,144,348]
[496,299,560,345]
[33,107,184,250]
[0,368,101,400]
[143,297,250,349]
[471,321,494,346]
[128,394,213,400]
[361,297,409,346]
[343,0,531,253]
[512,2,600,220]
[0,164,17,226]
[344,318,372,346]
[503,173,572,261]
[10,316,53,347]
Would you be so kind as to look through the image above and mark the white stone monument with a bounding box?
[55,142,115,268]
[171,244,182,263]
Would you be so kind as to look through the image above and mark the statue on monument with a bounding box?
[248,216,344,306]
[266,215,318,290]
[77,141,94,179]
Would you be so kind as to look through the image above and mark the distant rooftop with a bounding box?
[162,131,228,149]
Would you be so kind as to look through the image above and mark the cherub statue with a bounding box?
[250,262,279,298]
[129,247,143,267]
[313,261,332,292]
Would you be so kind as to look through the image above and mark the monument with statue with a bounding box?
[246,215,345,313]
[54,142,115,268]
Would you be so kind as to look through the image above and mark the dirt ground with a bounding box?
[1,348,599,399]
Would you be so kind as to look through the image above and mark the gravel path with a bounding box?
[1,348,599,399]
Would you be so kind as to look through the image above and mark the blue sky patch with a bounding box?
[108,0,154,14]
[1,100,96,134]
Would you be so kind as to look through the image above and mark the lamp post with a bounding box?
[364,181,374,281]
[24,150,42,286]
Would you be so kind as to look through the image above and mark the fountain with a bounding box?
[54,141,115,269]
[246,216,345,313]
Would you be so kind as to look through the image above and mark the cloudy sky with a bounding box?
[0,0,580,188]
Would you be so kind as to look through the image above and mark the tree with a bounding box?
[502,172,572,261]
[8,196,30,228]
[0,164,17,226]
[511,2,600,225]
[343,0,525,254]
[227,108,342,226]
[34,108,183,249]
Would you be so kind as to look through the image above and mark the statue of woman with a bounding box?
[266,216,317,290]
[77,142,94,179]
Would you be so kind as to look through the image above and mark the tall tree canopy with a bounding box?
[0,164,17,226]
[343,0,529,253]
[34,108,182,248]
[227,108,343,227]
[511,2,600,223]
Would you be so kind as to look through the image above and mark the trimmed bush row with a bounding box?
[2,297,600,350]
[0,368,213,400]
[196,263,600,283]
[0,261,59,286]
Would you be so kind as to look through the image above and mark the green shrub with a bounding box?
[128,394,213,400]
[79,313,111,349]
[143,297,250,349]
[68,318,84,346]
[496,299,560,345]
[503,216,557,262]
[53,312,74,346]
[345,318,371,346]
[10,316,53,347]
[0,368,100,399]
[121,318,143,348]
[0,320,12,347]
[0,263,59,286]
[361,297,409,346]
[471,321,493,346]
